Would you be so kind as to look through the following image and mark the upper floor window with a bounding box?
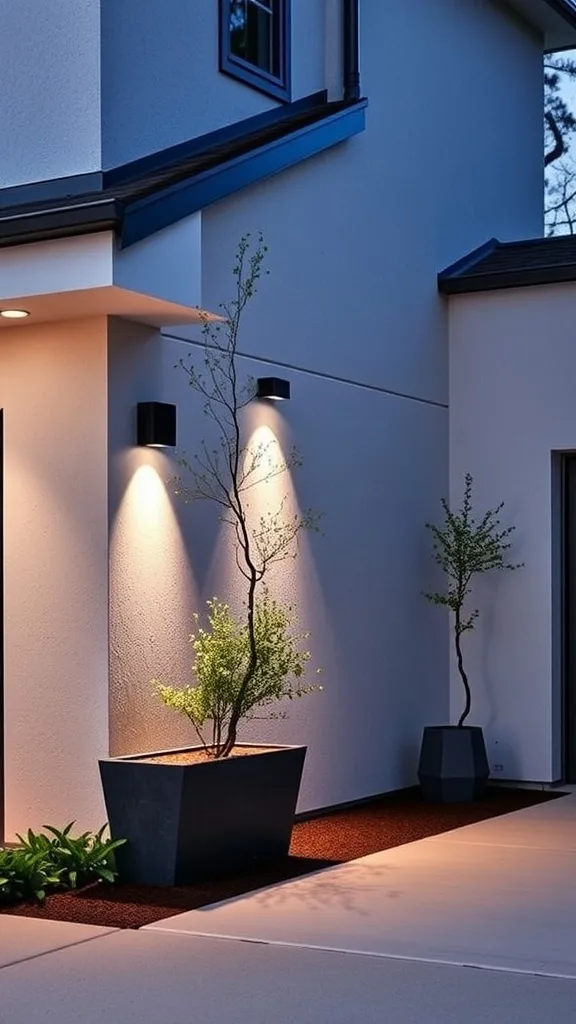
[220,0,291,102]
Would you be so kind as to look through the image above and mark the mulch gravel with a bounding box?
[1,785,566,930]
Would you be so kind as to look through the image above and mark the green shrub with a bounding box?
[0,844,62,905]
[156,594,321,756]
[0,823,126,907]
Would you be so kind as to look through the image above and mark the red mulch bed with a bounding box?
[1,786,566,930]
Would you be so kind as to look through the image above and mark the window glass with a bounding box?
[221,0,290,102]
[230,1,274,76]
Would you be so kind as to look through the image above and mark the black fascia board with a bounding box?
[439,263,576,294]
[0,171,105,211]
[0,95,367,251]
[437,238,500,285]
[104,91,328,190]
[0,198,122,249]
[120,99,368,248]
[0,93,329,214]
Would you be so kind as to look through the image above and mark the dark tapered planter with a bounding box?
[418,726,489,803]
[99,743,306,886]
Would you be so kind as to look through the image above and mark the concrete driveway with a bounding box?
[2,791,576,1022]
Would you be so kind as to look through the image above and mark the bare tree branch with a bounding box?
[170,233,320,757]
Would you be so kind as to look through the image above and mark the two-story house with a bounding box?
[0,0,575,843]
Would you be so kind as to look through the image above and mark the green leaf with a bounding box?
[97,868,116,884]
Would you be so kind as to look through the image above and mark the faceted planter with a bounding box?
[99,743,307,886]
[417,726,489,802]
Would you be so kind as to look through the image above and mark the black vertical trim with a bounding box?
[343,0,360,101]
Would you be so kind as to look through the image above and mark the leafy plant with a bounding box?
[0,823,126,907]
[424,473,523,727]
[32,823,126,888]
[157,594,320,752]
[0,844,62,905]
[157,234,321,758]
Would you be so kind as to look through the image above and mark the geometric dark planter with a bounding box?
[417,726,489,803]
[99,743,306,886]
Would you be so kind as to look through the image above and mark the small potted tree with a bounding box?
[419,474,522,802]
[100,235,321,885]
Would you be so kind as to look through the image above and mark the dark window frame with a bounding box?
[219,0,291,103]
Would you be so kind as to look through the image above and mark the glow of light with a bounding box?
[109,456,199,752]
[1,309,30,319]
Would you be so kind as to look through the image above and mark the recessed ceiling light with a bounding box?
[0,309,30,319]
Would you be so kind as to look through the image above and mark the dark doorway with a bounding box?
[563,455,576,782]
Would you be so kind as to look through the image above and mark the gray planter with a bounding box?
[417,726,489,802]
[99,743,306,886]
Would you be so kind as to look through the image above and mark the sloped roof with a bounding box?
[438,235,576,294]
[0,92,367,251]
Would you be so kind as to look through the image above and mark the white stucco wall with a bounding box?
[0,0,101,188]
[107,320,447,812]
[448,283,576,783]
[100,0,327,169]
[175,0,545,409]
[0,319,109,839]
[0,0,545,197]
[105,0,548,810]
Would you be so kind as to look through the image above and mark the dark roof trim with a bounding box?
[438,238,499,283]
[546,0,576,33]
[0,94,367,252]
[121,99,367,248]
[104,91,327,191]
[438,234,576,295]
[0,171,104,212]
[0,198,123,249]
[0,92,328,213]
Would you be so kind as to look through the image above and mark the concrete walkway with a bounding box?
[1,793,576,1022]
[147,791,576,977]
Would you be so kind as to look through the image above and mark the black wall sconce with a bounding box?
[136,402,177,447]
[256,377,290,401]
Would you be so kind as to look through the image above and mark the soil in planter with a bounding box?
[138,746,267,765]
[1,785,566,930]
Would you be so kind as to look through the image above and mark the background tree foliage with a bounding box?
[545,53,576,233]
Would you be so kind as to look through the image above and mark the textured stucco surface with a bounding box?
[100,0,326,168]
[108,321,447,812]
[0,319,109,839]
[449,283,576,783]
[0,0,101,187]
[0,0,549,829]
[106,0,546,810]
[174,0,545,408]
[0,0,327,185]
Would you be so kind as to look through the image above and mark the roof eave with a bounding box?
[120,99,367,248]
[503,0,576,51]
[439,264,576,295]
[0,199,122,250]
[0,98,367,252]
[544,0,576,50]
